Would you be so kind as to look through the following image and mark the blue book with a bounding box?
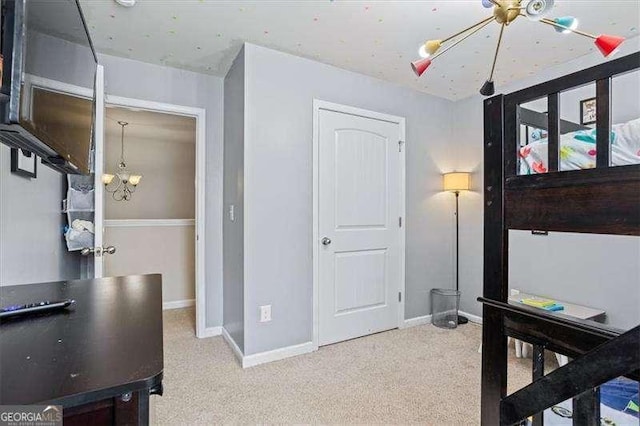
[542,303,564,312]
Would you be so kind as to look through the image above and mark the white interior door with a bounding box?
[318,106,403,346]
[92,65,105,278]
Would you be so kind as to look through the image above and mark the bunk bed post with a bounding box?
[595,78,611,168]
[572,389,600,425]
[481,94,508,425]
[547,93,560,172]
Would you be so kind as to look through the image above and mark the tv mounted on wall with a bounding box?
[0,0,97,174]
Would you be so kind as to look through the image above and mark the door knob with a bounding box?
[80,246,116,256]
[80,247,94,256]
[321,237,332,246]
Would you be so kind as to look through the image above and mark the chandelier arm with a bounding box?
[539,17,597,39]
[487,23,506,83]
[433,18,495,61]
[442,16,495,44]
[105,175,123,194]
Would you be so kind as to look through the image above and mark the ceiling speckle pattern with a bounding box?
[78,0,640,101]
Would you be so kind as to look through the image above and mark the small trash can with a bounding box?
[431,288,460,329]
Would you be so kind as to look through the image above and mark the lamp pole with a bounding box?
[455,191,469,325]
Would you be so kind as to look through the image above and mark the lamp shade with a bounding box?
[129,175,142,186]
[553,16,578,33]
[479,80,495,96]
[425,39,442,55]
[443,172,471,192]
[411,57,432,77]
[594,34,625,57]
[102,174,115,185]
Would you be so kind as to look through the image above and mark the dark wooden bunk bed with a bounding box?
[479,52,640,425]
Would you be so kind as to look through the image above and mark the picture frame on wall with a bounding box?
[580,97,597,125]
[10,148,38,178]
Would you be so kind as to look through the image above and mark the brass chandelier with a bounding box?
[411,0,626,96]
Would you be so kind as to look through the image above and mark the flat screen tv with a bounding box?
[0,0,97,174]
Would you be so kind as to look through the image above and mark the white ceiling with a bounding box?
[79,0,640,100]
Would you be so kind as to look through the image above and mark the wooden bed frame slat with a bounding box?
[505,179,640,235]
[517,107,588,135]
[547,93,560,172]
[596,78,612,168]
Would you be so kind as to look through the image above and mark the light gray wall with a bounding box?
[223,48,245,351]
[0,145,81,285]
[13,33,224,328]
[509,231,640,329]
[242,43,455,355]
[453,40,640,330]
[0,31,91,287]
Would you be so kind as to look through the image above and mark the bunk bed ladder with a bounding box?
[501,326,639,426]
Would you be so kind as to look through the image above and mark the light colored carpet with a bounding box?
[153,308,542,425]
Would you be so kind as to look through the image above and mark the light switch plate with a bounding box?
[229,204,235,222]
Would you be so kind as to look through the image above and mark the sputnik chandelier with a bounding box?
[411,0,626,96]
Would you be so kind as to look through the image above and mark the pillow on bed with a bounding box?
[612,117,640,157]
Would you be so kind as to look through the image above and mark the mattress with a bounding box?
[542,399,638,425]
[519,118,640,175]
[540,377,639,425]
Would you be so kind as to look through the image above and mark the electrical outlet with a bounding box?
[229,204,235,222]
[259,305,271,323]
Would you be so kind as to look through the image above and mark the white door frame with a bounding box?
[312,99,406,350]
[103,95,207,339]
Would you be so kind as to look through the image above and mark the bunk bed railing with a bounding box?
[501,325,640,426]
[478,298,623,358]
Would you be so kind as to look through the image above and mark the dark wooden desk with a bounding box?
[0,274,163,425]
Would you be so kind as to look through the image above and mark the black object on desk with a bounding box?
[0,298,76,318]
[0,274,163,426]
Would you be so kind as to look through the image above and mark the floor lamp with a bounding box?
[443,172,471,325]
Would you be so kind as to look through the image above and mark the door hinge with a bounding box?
[398,140,404,152]
[398,292,402,302]
[399,217,402,228]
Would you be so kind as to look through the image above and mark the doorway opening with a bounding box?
[102,97,206,338]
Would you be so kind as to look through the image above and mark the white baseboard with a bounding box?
[163,299,195,310]
[242,341,315,368]
[401,314,432,329]
[459,310,483,325]
[221,328,315,368]
[222,327,244,365]
[197,326,222,338]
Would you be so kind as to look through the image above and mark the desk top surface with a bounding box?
[0,274,163,406]
[509,292,606,320]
